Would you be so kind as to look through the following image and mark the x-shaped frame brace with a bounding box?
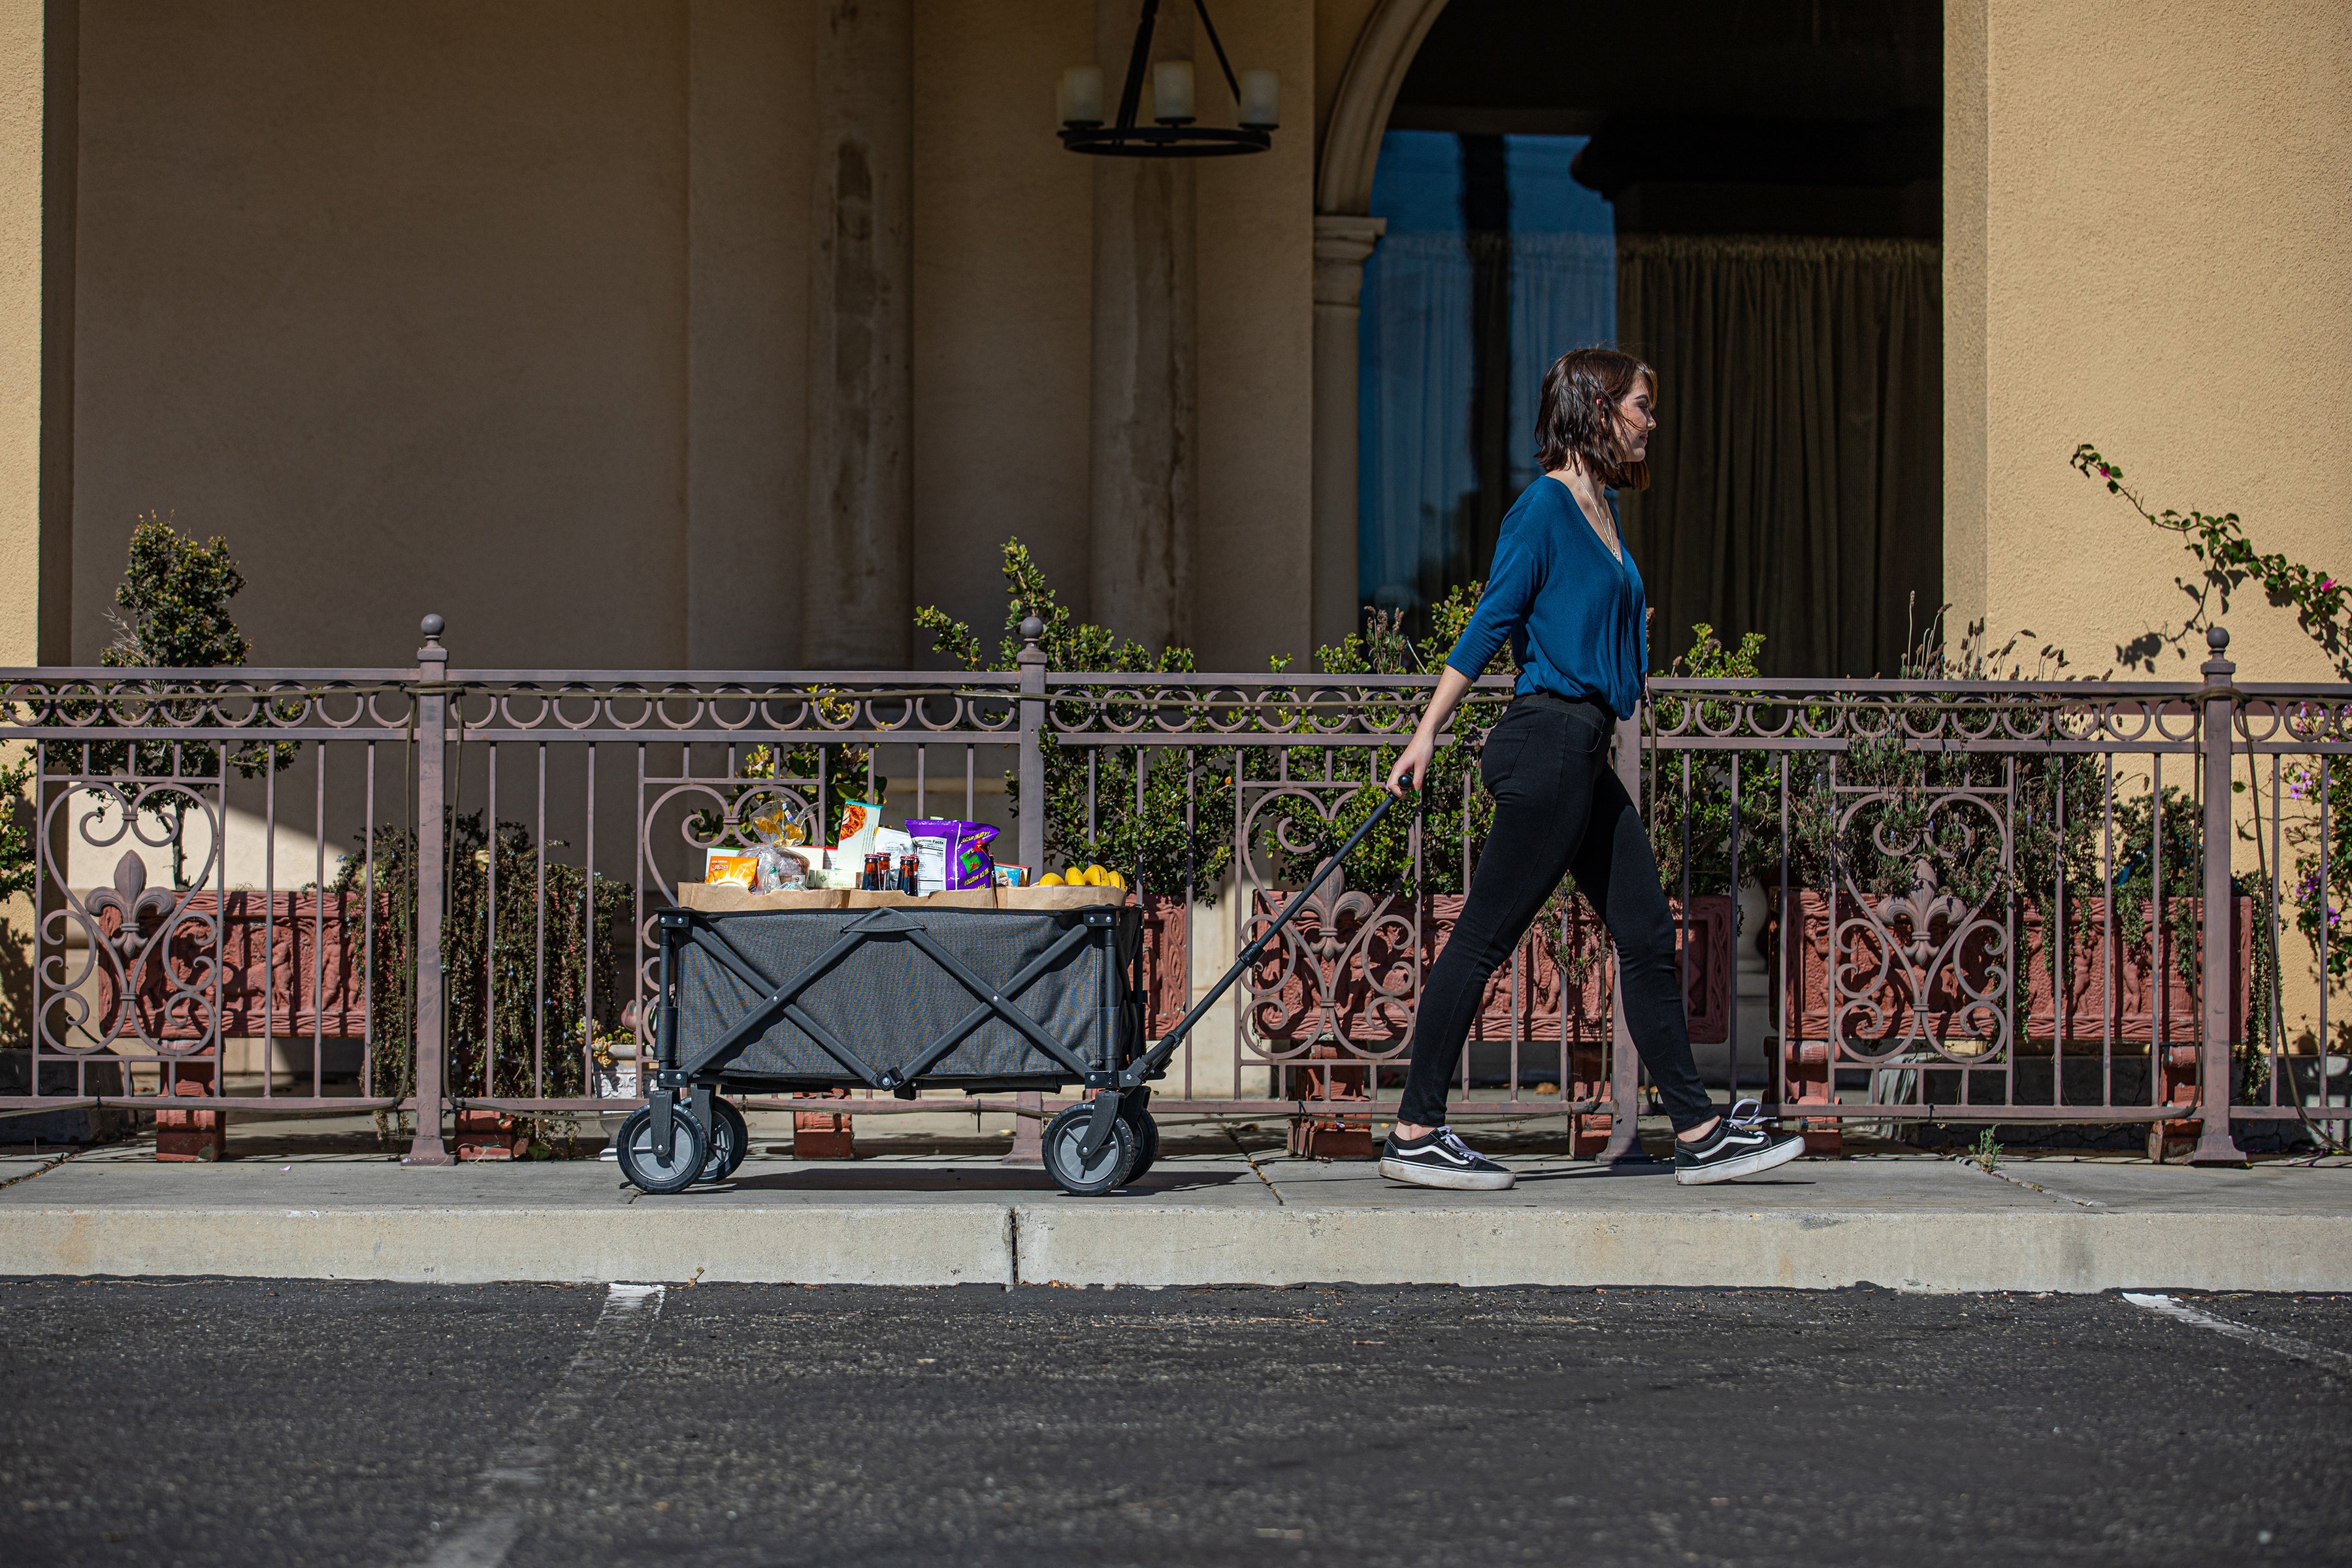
[668,906,1103,1091]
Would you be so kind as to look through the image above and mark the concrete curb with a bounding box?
[0,1205,1014,1287]
[5,1202,2350,1292]
[1009,1205,2352,1294]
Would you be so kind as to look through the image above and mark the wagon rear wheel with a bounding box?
[1120,1107,1160,1184]
[700,1097,749,1181]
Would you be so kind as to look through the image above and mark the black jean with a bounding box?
[1397,694,1716,1134]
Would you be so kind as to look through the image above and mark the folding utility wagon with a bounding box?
[619,793,1396,1197]
[622,901,1161,1195]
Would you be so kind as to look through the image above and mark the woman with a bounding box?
[1379,347,1801,1190]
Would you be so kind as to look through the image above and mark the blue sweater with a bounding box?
[1442,477,1648,719]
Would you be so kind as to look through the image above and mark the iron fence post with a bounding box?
[1006,615,1048,1165]
[1016,616,1047,875]
[1600,710,1648,1162]
[2191,625,2247,1166]
[402,613,454,1166]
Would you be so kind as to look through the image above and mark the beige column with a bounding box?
[801,0,913,668]
[0,0,70,668]
[1941,0,1988,634]
[1087,0,1196,654]
[1310,213,1382,653]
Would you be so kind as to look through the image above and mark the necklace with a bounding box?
[1547,470,1621,562]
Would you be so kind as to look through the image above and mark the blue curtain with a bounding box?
[1358,132,1616,625]
[1504,232,1618,498]
[1359,231,1478,618]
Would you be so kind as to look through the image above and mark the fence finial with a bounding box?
[2202,623,2234,681]
[421,613,445,643]
[1019,615,1045,653]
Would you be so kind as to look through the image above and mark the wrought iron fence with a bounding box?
[3,615,2344,1167]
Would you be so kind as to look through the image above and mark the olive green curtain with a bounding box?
[1615,235,1941,679]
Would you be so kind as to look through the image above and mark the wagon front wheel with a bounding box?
[1043,1102,1137,1197]
[616,1106,709,1195]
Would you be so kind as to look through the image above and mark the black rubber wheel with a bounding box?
[1121,1107,1160,1183]
[1043,1103,1137,1196]
[615,1105,710,1195]
[700,1096,749,1181]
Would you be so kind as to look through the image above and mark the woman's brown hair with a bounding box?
[1533,346,1655,491]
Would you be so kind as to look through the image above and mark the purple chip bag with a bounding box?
[906,818,999,893]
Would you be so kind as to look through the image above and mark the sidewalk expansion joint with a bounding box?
[1948,1154,2106,1209]
[0,1147,86,1194]
[1220,1122,1285,1206]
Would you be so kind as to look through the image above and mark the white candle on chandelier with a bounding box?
[1238,69,1279,130]
[1152,59,1194,123]
[1057,65,1103,127]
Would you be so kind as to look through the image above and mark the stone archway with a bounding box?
[1310,0,1450,650]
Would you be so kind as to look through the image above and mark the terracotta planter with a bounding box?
[794,1085,856,1159]
[1774,890,2253,1049]
[154,1067,224,1162]
[455,1107,531,1161]
[88,888,372,1045]
[1771,889,2255,1156]
[1245,889,1734,1049]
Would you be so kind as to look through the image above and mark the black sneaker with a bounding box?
[1380,1126,1515,1190]
[1674,1099,1803,1186]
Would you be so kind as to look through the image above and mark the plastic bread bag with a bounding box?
[753,844,813,893]
[906,818,1000,893]
[745,800,808,849]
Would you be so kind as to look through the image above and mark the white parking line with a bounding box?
[2123,1292,2352,1375]
[418,1282,667,1567]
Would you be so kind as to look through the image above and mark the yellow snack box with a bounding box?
[703,849,759,890]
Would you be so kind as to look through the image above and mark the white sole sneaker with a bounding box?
[1379,1156,1516,1191]
[1674,1134,1803,1186]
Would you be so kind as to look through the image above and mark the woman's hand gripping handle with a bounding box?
[1386,665,1477,797]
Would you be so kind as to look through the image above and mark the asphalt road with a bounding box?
[3,1281,2347,1568]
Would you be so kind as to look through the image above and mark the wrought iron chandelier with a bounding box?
[1056,0,1279,158]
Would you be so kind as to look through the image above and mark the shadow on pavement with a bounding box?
[704,1167,1251,1194]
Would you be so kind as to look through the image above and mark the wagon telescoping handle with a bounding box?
[1120,786,1403,1091]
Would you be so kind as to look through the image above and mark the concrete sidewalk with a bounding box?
[5,1126,2349,1292]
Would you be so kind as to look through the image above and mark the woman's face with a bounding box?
[1612,377,1658,465]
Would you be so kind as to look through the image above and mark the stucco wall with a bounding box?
[910,0,1093,662]
[72,1,704,670]
[1946,0,2352,685]
[59,0,1318,675]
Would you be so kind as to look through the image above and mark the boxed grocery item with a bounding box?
[835,798,883,862]
[906,818,998,894]
[704,849,759,890]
